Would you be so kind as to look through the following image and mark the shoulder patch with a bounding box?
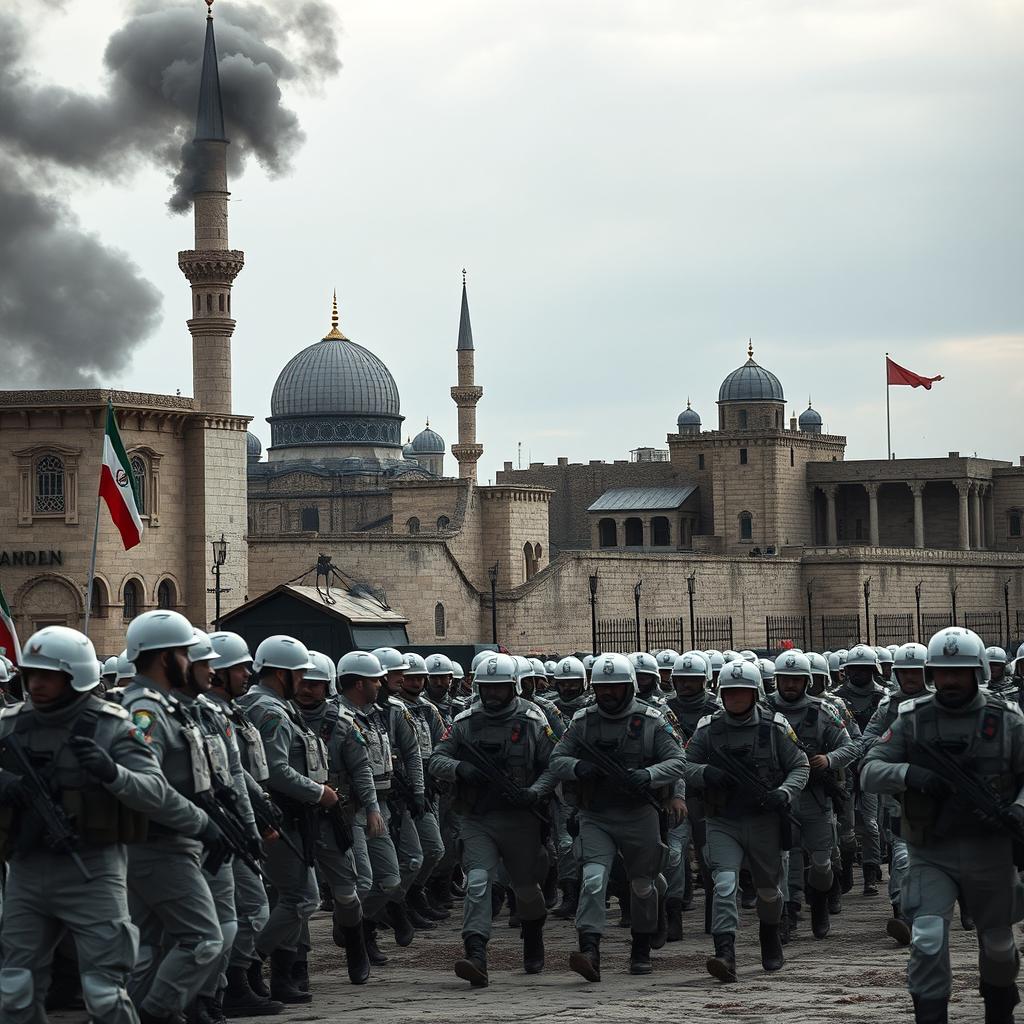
[0,702,25,719]
[643,705,662,719]
[99,703,130,720]
[774,712,800,743]
[571,707,589,722]
[695,714,713,730]
[453,707,474,723]
[131,709,156,735]
[522,704,545,723]
[898,695,931,715]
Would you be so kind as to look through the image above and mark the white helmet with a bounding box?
[426,653,455,676]
[404,652,429,677]
[656,649,680,670]
[543,660,557,677]
[718,659,762,691]
[894,643,928,670]
[452,661,465,681]
[126,609,199,663]
[374,647,408,673]
[188,629,218,664]
[886,644,900,655]
[591,653,637,687]
[116,649,136,682]
[875,646,894,666]
[20,626,100,693]
[630,652,660,682]
[671,651,711,681]
[708,651,725,673]
[845,644,879,669]
[582,654,597,672]
[555,656,586,681]
[208,631,252,671]
[739,650,758,663]
[475,653,519,688]
[774,650,812,683]
[722,650,740,663]
[102,656,119,678]
[925,627,987,687]
[985,646,1008,669]
[252,635,314,674]
[512,655,534,685]
[807,652,830,678]
[470,650,496,673]
[528,657,548,679]
[758,658,776,682]
[828,651,846,673]
[305,651,337,695]
[337,650,386,679]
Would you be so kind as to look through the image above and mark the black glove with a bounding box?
[199,819,231,863]
[627,768,651,791]
[0,771,27,807]
[574,761,604,781]
[456,762,488,786]
[69,736,118,784]
[905,766,951,799]
[411,793,427,819]
[245,830,265,862]
[701,765,733,790]
[507,788,539,809]
[1006,804,1024,828]
[762,788,790,811]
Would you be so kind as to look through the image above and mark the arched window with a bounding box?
[301,507,320,532]
[218,294,225,312]
[437,515,451,531]
[790,447,795,467]
[524,542,537,581]
[89,577,108,619]
[776,409,782,428]
[624,517,644,546]
[130,455,146,514]
[534,543,542,563]
[35,455,65,514]
[739,511,753,541]
[157,579,175,610]
[598,518,617,548]
[738,409,748,429]
[407,517,420,535]
[123,579,142,620]
[651,516,671,546]
[206,293,213,312]
[195,294,201,315]
[434,602,446,637]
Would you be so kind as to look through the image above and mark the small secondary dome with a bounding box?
[410,421,445,454]
[799,401,822,434]
[246,431,263,461]
[677,400,701,434]
[718,341,785,403]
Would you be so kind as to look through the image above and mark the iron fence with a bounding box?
[644,616,685,653]
[820,614,861,650]
[920,613,952,639]
[874,613,914,647]
[596,617,635,653]
[963,611,1004,647]
[694,615,734,650]
[766,615,806,651]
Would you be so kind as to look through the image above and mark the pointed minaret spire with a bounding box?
[451,269,483,482]
[195,1,227,142]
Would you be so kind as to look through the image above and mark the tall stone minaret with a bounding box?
[178,0,244,414]
[450,270,483,481]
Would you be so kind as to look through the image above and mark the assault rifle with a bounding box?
[250,790,305,862]
[793,740,848,813]
[709,746,801,831]
[1,733,91,881]
[322,802,354,854]
[196,787,265,880]
[571,734,664,814]
[457,738,550,828]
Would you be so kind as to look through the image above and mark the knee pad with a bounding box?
[810,851,832,869]
[581,863,606,896]
[466,868,490,901]
[81,973,126,1017]
[220,920,239,954]
[757,887,781,903]
[191,938,225,967]
[0,968,33,1012]
[713,871,737,898]
[630,877,654,899]
[911,915,946,956]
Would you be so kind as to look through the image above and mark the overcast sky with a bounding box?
[10,0,1024,478]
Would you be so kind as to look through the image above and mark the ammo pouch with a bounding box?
[62,787,148,845]
[276,793,318,865]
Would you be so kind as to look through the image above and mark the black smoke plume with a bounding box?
[0,0,341,387]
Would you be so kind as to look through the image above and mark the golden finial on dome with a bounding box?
[747,338,754,360]
[205,0,214,19]
[323,289,347,340]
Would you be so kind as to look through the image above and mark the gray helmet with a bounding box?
[102,656,119,678]
[845,644,879,669]
[672,651,711,681]
[470,650,495,674]
[582,654,597,672]
[20,626,100,692]
[739,650,758,663]
[886,644,900,655]
[208,631,253,671]
[806,652,830,677]
[985,646,1008,669]
[655,649,680,670]
[555,656,587,682]
[528,657,548,680]
[827,651,846,673]
[630,652,660,682]
[925,627,987,687]
[426,653,455,676]
[543,660,557,678]
[591,653,637,689]
[337,650,386,679]
[708,651,725,673]
[452,661,465,681]
[513,656,534,686]
[373,648,408,673]
[717,659,762,692]
[115,649,136,682]
[475,653,519,689]
[894,642,928,670]
[875,646,894,666]
[305,650,335,684]
[188,629,218,664]
[774,650,812,683]
[758,658,776,682]
[126,609,200,663]
[404,652,429,677]
[252,635,314,674]
[721,650,740,664]
[0,659,11,684]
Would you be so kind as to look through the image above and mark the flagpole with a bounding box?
[83,402,108,638]
[885,352,892,460]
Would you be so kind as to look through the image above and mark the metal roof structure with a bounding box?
[587,485,697,513]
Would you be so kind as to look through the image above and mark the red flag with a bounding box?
[886,356,943,390]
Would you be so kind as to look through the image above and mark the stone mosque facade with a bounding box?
[1,8,1023,659]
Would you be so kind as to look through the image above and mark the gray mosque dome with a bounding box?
[410,421,445,454]
[267,294,403,453]
[246,431,262,461]
[799,401,823,434]
[718,342,785,403]
[677,401,701,434]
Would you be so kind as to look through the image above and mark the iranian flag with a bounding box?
[0,584,20,665]
[99,401,144,550]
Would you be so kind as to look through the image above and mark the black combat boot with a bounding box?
[290,958,309,994]
[363,919,389,966]
[491,884,507,919]
[808,886,831,939]
[682,864,694,911]
[222,965,283,1017]
[863,862,880,896]
[886,902,911,946]
[319,880,334,913]
[553,879,579,920]
[828,874,843,915]
[706,932,737,983]
[980,980,1019,1024]
[569,932,601,982]
[268,950,311,1005]
[543,863,559,909]
[247,958,271,999]
[759,921,785,972]
[387,901,416,945]
[190,995,223,1024]
[960,902,975,931]
[786,899,802,934]
[425,878,453,918]
[912,994,949,1023]
[666,898,684,942]
[840,852,856,894]
[629,932,653,975]
[522,916,545,974]
[453,933,489,987]
[334,918,370,985]
[779,910,791,946]
[507,888,521,928]
[408,885,445,923]
[651,892,668,950]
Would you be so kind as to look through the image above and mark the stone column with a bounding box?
[909,482,925,548]
[955,481,971,550]
[866,482,880,546]
[823,485,838,546]
[970,483,982,550]
[984,485,995,550]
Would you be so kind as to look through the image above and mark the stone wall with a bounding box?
[479,486,552,588]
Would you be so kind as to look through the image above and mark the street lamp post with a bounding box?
[951,582,959,626]
[633,578,643,652]
[488,563,499,646]
[209,533,229,630]
[915,581,923,643]
[686,571,697,650]
[1004,579,1012,650]
[589,572,599,655]
[806,578,815,650]
[863,577,872,645]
